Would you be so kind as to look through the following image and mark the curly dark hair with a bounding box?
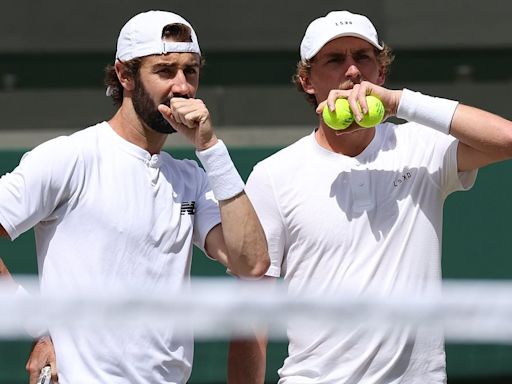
[104,23,205,107]
[292,43,394,108]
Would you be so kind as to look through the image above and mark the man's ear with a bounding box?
[114,61,135,92]
[376,65,386,86]
[300,75,316,96]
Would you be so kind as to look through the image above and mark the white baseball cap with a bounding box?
[115,10,201,62]
[300,11,383,61]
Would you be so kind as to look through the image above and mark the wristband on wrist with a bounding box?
[396,88,459,134]
[195,140,245,201]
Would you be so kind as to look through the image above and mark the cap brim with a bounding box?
[304,32,383,61]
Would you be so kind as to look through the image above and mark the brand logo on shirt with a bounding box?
[393,172,412,187]
[180,201,195,215]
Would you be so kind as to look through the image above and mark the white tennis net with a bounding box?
[1,276,512,342]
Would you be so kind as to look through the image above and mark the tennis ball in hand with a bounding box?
[356,95,385,128]
[322,99,354,130]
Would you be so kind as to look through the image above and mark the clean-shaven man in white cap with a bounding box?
[0,10,269,384]
[228,10,512,384]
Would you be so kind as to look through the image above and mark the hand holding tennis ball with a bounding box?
[357,95,385,128]
[322,95,385,130]
[322,98,354,130]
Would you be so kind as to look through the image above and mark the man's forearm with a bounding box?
[195,140,269,277]
[228,336,268,384]
[219,192,269,278]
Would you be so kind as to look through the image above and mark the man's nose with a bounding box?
[170,70,189,96]
[345,63,362,84]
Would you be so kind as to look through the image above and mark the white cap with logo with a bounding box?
[106,10,201,96]
[115,10,201,62]
[300,10,382,61]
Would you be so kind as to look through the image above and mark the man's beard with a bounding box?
[132,76,176,134]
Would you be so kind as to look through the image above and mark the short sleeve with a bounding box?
[443,139,477,196]
[0,137,82,240]
[246,163,285,277]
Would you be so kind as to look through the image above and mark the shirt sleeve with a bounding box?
[427,129,477,197]
[443,139,477,195]
[246,162,285,278]
[0,137,82,240]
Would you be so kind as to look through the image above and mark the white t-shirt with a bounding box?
[246,122,477,384]
[0,122,221,384]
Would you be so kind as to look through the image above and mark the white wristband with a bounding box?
[396,88,459,134]
[196,140,245,201]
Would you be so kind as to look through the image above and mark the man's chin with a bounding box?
[151,125,177,134]
[333,123,371,136]
[144,117,177,134]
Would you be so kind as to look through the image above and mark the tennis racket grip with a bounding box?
[36,365,52,384]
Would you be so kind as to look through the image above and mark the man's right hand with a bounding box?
[27,336,58,384]
[316,81,402,124]
[158,97,219,151]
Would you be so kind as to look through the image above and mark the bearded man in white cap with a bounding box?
[228,10,512,384]
[0,10,269,384]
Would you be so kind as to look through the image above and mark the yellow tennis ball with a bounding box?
[357,95,385,128]
[322,98,354,130]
